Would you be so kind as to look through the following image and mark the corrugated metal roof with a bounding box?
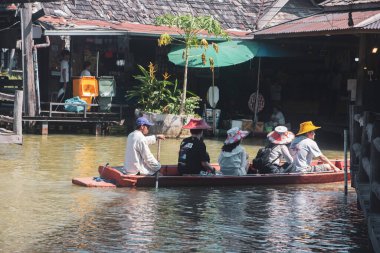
[254,9,380,37]
[40,0,278,32]
[320,0,380,7]
[39,16,251,38]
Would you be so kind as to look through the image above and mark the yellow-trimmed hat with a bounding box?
[296,121,321,135]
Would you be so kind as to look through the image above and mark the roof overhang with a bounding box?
[38,16,252,39]
[254,9,380,39]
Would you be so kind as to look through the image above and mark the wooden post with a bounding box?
[20,3,36,119]
[13,91,23,136]
[95,123,102,136]
[41,121,48,135]
[356,34,366,106]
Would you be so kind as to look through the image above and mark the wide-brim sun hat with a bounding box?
[296,121,321,135]
[267,126,295,144]
[225,127,249,144]
[183,119,211,129]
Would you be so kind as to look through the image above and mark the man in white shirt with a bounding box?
[289,121,340,173]
[124,117,165,175]
[58,50,70,100]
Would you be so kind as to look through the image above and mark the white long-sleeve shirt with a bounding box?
[218,145,248,176]
[124,130,161,175]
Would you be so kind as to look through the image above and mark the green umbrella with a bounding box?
[167,40,295,68]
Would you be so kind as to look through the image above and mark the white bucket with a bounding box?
[231,120,242,129]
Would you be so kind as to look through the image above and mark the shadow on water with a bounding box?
[0,134,367,252]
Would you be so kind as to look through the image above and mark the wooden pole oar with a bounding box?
[155,139,161,189]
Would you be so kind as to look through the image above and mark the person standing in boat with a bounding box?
[218,127,249,176]
[124,117,165,175]
[178,119,215,175]
[265,126,294,173]
[289,121,340,173]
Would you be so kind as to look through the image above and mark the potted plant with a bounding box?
[155,14,229,115]
[126,63,201,137]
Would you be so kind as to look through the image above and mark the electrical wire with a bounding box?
[0,21,20,32]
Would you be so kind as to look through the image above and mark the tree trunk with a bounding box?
[179,47,189,115]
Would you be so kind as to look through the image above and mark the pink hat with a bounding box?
[225,127,249,144]
[183,119,211,129]
[267,126,295,145]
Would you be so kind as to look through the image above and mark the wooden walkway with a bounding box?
[350,106,380,253]
[23,102,127,135]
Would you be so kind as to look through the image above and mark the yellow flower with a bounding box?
[212,42,219,53]
[201,53,206,65]
[163,72,170,80]
[158,33,172,46]
[209,57,215,72]
[201,39,208,49]
[148,62,156,80]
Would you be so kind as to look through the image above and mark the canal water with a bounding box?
[0,134,369,252]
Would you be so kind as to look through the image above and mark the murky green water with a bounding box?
[0,134,368,252]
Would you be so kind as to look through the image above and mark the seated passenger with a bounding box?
[289,121,340,173]
[178,119,215,175]
[264,105,285,131]
[265,126,294,173]
[218,127,249,176]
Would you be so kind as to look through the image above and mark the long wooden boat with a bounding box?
[72,160,350,188]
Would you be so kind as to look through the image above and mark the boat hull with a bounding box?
[87,164,350,188]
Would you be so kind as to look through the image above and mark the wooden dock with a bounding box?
[23,102,127,135]
[350,106,380,252]
[0,90,23,144]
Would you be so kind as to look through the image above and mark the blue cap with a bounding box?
[136,117,154,126]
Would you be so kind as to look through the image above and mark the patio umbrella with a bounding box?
[168,40,295,68]
[168,40,298,132]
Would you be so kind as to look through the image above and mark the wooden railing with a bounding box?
[350,106,380,251]
[0,90,23,144]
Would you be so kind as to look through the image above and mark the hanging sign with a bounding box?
[207,86,219,109]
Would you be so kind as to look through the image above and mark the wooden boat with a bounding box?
[72,160,350,188]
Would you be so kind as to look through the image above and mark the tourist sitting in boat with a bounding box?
[178,119,215,175]
[289,121,340,173]
[264,105,285,132]
[124,117,165,175]
[218,127,249,176]
[265,126,294,173]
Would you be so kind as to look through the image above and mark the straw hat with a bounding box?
[225,127,249,144]
[182,119,211,129]
[296,121,321,135]
[267,126,295,144]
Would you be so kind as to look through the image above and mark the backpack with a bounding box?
[252,144,279,174]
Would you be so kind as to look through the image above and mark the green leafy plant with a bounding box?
[126,63,200,115]
[155,14,229,114]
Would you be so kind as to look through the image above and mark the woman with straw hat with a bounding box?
[264,126,294,173]
[218,127,249,176]
[178,119,215,175]
[289,121,340,173]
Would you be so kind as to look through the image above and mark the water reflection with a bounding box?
[0,134,367,252]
